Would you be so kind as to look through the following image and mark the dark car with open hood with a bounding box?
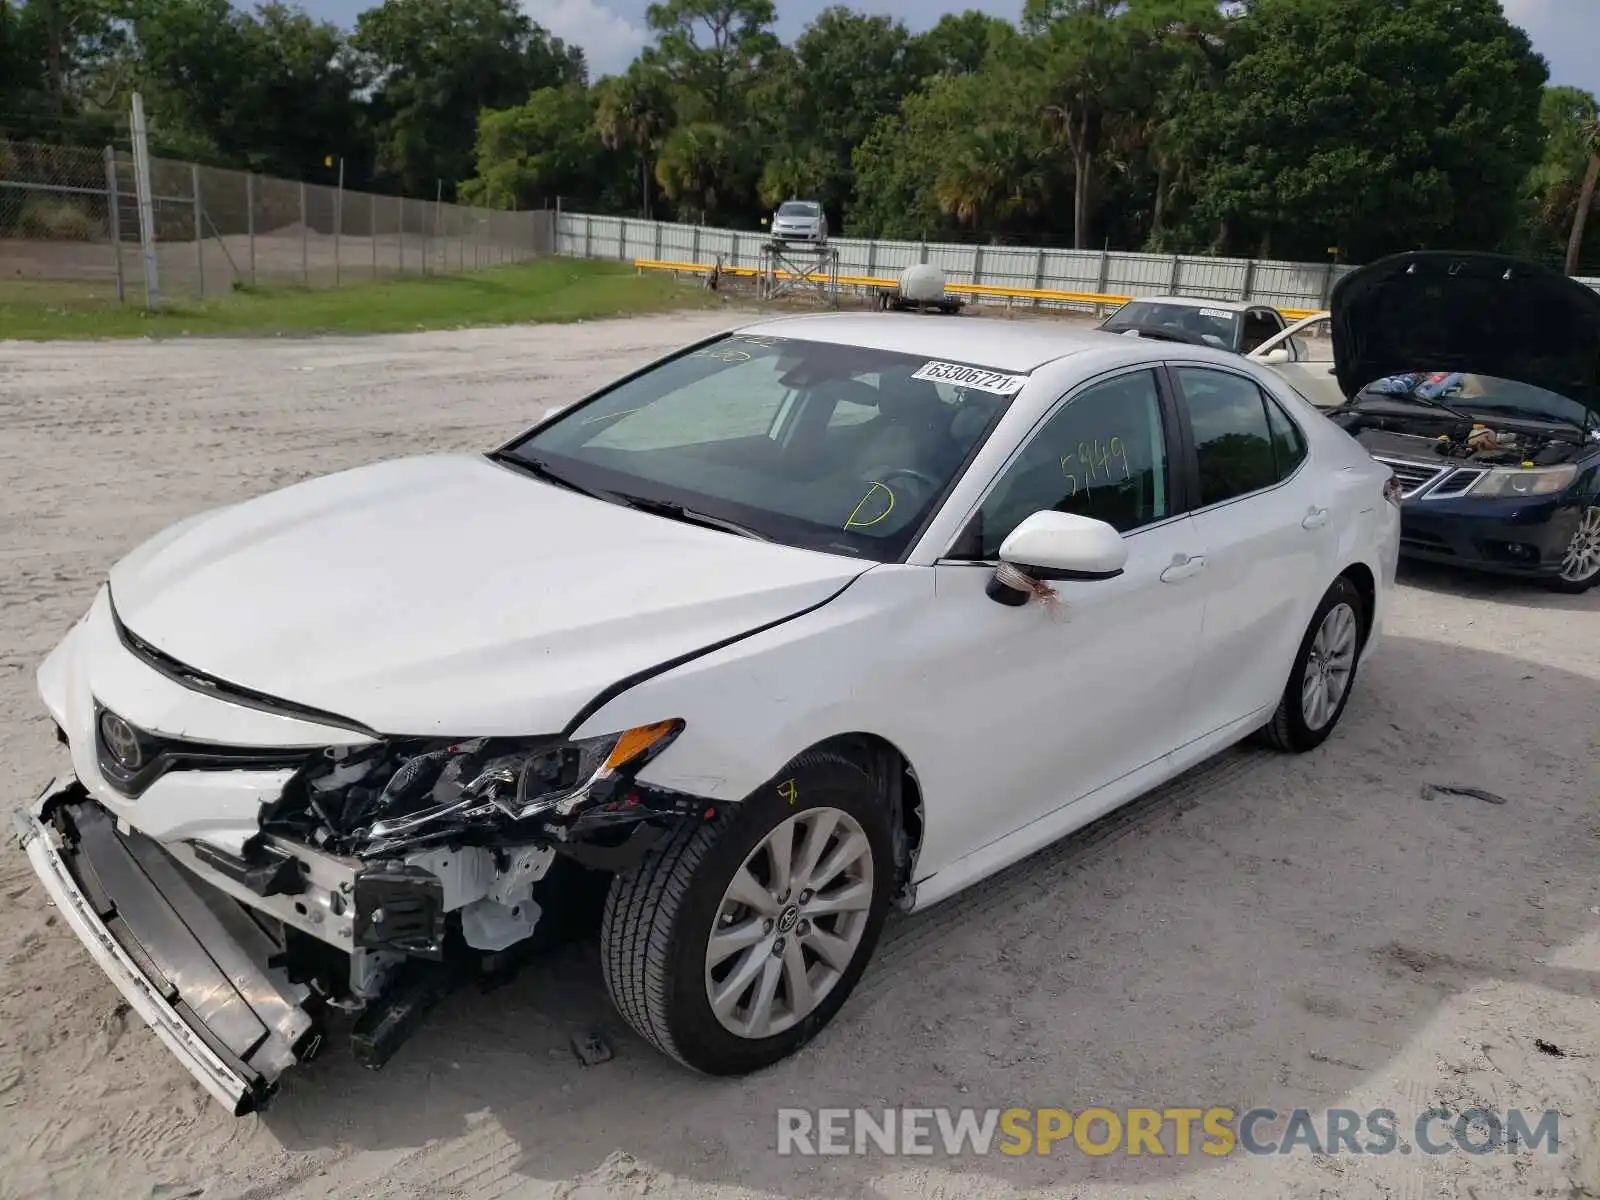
[1325,251,1600,592]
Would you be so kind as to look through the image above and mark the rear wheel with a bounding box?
[1260,576,1365,753]
[1546,505,1600,594]
[601,751,893,1075]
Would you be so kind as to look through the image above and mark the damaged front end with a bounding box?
[20,717,720,1113]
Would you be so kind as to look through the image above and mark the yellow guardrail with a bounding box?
[632,257,1321,322]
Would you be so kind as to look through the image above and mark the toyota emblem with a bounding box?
[99,711,144,771]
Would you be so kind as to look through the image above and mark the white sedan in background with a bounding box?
[18,309,1399,1113]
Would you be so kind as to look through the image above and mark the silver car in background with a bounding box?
[770,200,828,247]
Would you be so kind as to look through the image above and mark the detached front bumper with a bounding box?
[1399,495,1579,577]
[15,780,320,1115]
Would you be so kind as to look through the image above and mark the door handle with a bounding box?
[1160,554,1207,583]
[1302,506,1330,530]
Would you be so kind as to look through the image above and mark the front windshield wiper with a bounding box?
[1461,403,1587,431]
[611,494,770,541]
[487,451,607,499]
[1358,387,1473,423]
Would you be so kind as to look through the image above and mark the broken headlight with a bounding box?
[308,721,684,856]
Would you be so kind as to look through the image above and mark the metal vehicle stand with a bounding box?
[759,242,841,306]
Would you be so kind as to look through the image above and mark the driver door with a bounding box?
[1249,314,1345,408]
[903,367,1208,876]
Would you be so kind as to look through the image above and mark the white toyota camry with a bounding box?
[18,305,1399,1113]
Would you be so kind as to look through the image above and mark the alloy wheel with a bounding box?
[1301,601,1358,731]
[1559,506,1600,584]
[704,806,874,1039]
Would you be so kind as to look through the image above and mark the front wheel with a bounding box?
[1546,505,1600,594]
[601,751,893,1075]
[1260,575,1365,753]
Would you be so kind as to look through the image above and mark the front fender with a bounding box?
[567,564,952,854]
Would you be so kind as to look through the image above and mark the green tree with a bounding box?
[1567,123,1600,276]
[654,120,745,223]
[1023,0,1222,250]
[1524,86,1600,272]
[642,0,777,125]
[1176,0,1548,261]
[774,7,927,219]
[353,0,585,196]
[593,63,674,217]
[757,143,834,210]
[912,9,1018,76]
[934,123,1044,234]
[462,83,612,209]
[117,0,367,176]
[851,69,1056,242]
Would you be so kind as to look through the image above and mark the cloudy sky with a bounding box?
[306,0,1599,96]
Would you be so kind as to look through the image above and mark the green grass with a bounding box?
[0,259,718,340]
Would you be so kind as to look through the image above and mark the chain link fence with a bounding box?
[1,139,555,303]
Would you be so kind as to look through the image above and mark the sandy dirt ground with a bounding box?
[1,313,1597,1200]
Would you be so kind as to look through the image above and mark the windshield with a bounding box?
[1102,301,1239,349]
[778,202,820,218]
[501,334,1017,561]
[1359,372,1591,428]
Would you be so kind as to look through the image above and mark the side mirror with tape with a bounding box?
[987,511,1127,606]
[1259,348,1291,365]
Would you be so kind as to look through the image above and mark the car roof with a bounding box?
[1123,295,1262,313]
[731,312,1122,372]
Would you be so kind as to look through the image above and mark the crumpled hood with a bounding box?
[1330,251,1600,415]
[107,454,867,737]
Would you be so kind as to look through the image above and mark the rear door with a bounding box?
[1166,363,1339,739]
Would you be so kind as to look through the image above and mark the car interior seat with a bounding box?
[844,374,962,480]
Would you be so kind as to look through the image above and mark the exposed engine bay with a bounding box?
[68,722,724,1100]
[1328,395,1589,468]
[262,726,695,861]
[238,725,715,979]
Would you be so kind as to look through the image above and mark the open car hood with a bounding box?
[1330,251,1600,416]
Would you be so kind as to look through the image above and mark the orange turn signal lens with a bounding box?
[603,720,683,772]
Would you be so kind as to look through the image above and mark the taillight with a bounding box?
[1383,474,1404,507]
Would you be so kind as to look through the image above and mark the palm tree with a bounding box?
[1564,118,1600,276]
[934,126,1041,235]
[594,65,673,218]
[654,123,737,226]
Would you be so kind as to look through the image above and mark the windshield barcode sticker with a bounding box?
[1199,308,1238,320]
[911,361,1029,395]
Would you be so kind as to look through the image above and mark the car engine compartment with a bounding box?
[1330,402,1587,467]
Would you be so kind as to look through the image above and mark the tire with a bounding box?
[601,750,894,1075]
[1544,505,1600,594]
[1260,575,1366,753]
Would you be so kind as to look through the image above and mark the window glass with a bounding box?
[1265,397,1307,476]
[1241,311,1280,353]
[1101,300,1238,350]
[1177,367,1278,505]
[1289,317,1333,363]
[512,335,1010,562]
[967,370,1169,556]
[586,353,790,451]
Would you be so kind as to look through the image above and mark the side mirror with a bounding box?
[1259,347,1291,365]
[988,511,1127,606]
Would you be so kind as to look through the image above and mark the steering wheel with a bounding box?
[863,465,941,492]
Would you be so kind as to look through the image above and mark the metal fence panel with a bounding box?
[1,138,556,304]
[0,142,122,297]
